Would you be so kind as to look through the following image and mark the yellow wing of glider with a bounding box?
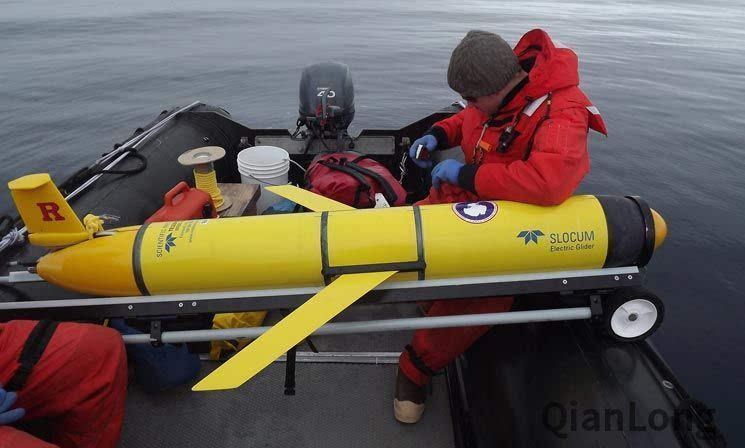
[192,270,396,391]
[266,185,354,212]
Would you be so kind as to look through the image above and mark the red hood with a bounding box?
[514,29,580,98]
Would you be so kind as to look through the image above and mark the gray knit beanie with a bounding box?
[447,30,520,98]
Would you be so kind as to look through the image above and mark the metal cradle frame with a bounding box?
[1,268,642,341]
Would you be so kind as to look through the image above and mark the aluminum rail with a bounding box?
[0,266,639,288]
[0,271,43,284]
[0,267,641,321]
[122,308,592,344]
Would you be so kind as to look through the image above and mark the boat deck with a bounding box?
[119,304,456,448]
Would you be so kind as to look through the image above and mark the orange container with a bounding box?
[145,182,216,223]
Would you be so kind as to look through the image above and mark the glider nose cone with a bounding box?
[36,233,140,296]
[651,209,667,249]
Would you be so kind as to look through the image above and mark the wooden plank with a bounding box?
[217,183,260,217]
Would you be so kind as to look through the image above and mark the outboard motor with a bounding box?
[297,62,355,151]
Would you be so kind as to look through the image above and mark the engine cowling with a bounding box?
[298,61,355,132]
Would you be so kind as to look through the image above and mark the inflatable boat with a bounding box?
[0,63,725,446]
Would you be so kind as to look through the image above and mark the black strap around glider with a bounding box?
[405,344,436,377]
[5,320,60,392]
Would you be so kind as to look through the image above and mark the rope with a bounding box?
[81,214,120,237]
[193,169,226,209]
[0,228,24,252]
[287,158,307,173]
[83,214,106,235]
[398,152,408,183]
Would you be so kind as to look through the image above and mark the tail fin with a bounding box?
[8,173,89,248]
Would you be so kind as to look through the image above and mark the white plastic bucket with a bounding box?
[236,146,290,213]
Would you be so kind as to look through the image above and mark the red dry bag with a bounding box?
[305,152,407,208]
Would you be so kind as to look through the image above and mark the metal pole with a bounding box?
[67,101,202,202]
[0,271,43,284]
[121,307,592,344]
[94,101,201,166]
[8,101,202,241]
[273,351,401,364]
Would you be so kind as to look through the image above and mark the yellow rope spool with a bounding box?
[193,169,225,209]
[177,146,231,212]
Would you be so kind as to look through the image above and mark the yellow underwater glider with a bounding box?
[8,174,667,391]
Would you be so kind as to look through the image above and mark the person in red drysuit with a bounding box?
[394,29,607,423]
[0,320,127,447]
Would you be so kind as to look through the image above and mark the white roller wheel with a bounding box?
[610,299,659,339]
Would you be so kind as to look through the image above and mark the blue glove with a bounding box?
[408,135,438,169]
[431,159,465,190]
[0,384,25,425]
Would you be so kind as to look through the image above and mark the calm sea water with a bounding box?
[1,0,743,443]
